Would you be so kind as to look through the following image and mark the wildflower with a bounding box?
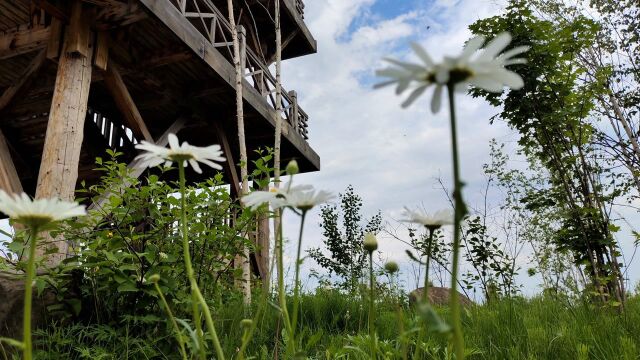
[0,190,86,229]
[242,183,331,211]
[158,252,168,260]
[385,261,399,274]
[134,133,225,174]
[376,32,528,111]
[363,233,378,253]
[280,187,334,211]
[401,207,453,231]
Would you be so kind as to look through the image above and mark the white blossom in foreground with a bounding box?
[376,32,528,112]
[242,183,332,211]
[0,190,86,229]
[280,187,334,211]
[135,133,225,174]
[401,207,453,230]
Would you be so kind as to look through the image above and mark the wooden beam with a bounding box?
[0,25,51,60]
[254,181,270,283]
[93,31,109,70]
[0,129,23,194]
[66,1,91,57]
[281,0,317,56]
[32,0,70,22]
[214,121,241,197]
[102,63,154,142]
[46,17,63,60]
[87,117,187,211]
[0,50,48,113]
[35,0,93,265]
[267,29,299,64]
[138,50,192,68]
[94,1,148,30]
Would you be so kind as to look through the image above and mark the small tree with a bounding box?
[308,185,382,292]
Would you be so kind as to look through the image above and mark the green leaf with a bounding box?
[117,282,139,293]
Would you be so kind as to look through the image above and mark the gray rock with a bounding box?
[409,286,474,307]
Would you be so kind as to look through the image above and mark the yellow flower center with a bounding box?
[15,214,55,229]
[168,152,195,162]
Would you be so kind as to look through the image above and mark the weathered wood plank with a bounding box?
[93,31,109,70]
[102,63,154,142]
[0,49,47,113]
[46,17,63,60]
[66,1,90,57]
[0,129,23,194]
[35,0,93,265]
[0,25,50,60]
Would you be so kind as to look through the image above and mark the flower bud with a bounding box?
[384,261,399,274]
[363,232,378,253]
[286,160,299,175]
[240,319,253,329]
[148,274,161,283]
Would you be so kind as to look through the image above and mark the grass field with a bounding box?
[32,289,640,359]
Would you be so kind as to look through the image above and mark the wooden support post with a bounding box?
[102,63,154,142]
[288,90,299,134]
[93,32,109,71]
[35,0,93,266]
[46,17,63,60]
[0,129,23,194]
[255,181,270,286]
[213,122,241,197]
[239,25,247,75]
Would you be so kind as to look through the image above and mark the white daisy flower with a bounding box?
[401,207,453,230]
[280,187,334,211]
[0,190,86,229]
[242,183,332,211]
[134,133,225,174]
[376,32,528,112]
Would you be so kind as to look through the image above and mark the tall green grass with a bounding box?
[33,290,640,359]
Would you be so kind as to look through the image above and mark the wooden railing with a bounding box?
[171,0,310,140]
[88,108,138,150]
[295,0,305,18]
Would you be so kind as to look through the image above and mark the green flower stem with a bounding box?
[153,282,188,360]
[22,227,38,360]
[275,208,293,356]
[423,228,435,303]
[291,210,307,339]
[178,164,225,360]
[447,84,466,360]
[368,251,376,357]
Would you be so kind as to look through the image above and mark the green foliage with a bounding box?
[469,1,625,302]
[461,215,517,299]
[52,150,251,324]
[308,185,383,292]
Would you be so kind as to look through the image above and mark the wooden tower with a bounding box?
[0,0,319,278]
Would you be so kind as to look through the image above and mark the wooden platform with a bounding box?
[0,0,320,199]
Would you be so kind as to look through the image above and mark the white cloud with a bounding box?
[279,0,522,293]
